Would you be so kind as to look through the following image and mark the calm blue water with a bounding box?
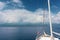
[0,24,60,40]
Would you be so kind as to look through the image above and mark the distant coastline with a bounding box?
[0,23,60,27]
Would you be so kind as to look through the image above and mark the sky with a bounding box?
[0,0,60,24]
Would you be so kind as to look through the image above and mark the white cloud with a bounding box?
[12,0,24,8]
[34,9,49,23]
[0,2,6,10]
[0,0,24,11]
[0,8,60,24]
[0,9,43,23]
[34,9,60,24]
[13,0,20,3]
[52,12,60,24]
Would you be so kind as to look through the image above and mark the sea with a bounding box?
[0,24,60,40]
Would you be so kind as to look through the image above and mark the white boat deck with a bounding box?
[36,37,59,40]
[36,32,60,40]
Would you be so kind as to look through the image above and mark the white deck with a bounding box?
[36,37,59,40]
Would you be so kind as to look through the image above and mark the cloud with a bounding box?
[52,12,60,24]
[0,0,24,10]
[0,9,43,24]
[0,8,60,24]
[5,0,24,9]
[0,1,59,24]
[34,9,60,24]
[0,2,6,10]
[13,0,21,3]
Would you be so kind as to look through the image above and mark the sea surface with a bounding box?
[0,24,60,40]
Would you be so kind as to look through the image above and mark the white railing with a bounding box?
[53,31,60,36]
